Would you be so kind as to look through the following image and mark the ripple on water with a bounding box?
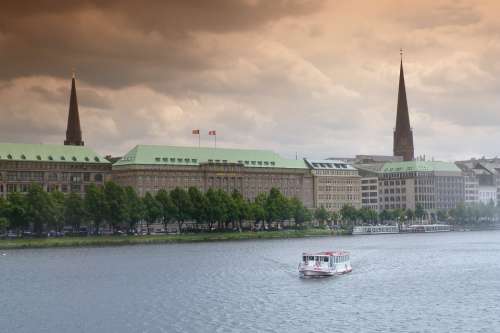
[1,232,500,332]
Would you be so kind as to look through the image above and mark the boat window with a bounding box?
[314,256,319,261]
[323,257,329,262]
[302,256,307,262]
[308,256,314,261]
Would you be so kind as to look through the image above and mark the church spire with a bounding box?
[393,49,414,161]
[64,71,84,146]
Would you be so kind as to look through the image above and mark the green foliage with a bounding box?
[4,192,28,233]
[25,184,56,236]
[0,217,9,234]
[415,204,425,219]
[64,192,86,232]
[84,184,106,235]
[124,186,144,232]
[156,189,175,231]
[169,187,192,232]
[103,181,128,231]
[50,190,65,232]
[314,206,329,225]
[142,192,161,234]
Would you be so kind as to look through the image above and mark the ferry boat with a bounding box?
[298,251,352,278]
[352,225,399,235]
[404,224,451,233]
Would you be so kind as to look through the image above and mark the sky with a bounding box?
[1,0,500,161]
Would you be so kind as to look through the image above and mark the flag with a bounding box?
[192,129,200,134]
[208,130,216,135]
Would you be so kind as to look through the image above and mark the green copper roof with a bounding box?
[381,161,461,173]
[114,145,308,169]
[0,142,109,164]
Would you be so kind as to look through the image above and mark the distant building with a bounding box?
[393,52,414,161]
[378,161,464,211]
[456,159,500,205]
[0,143,111,197]
[327,155,402,164]
[304,159,361,212]
[112,145,314,207]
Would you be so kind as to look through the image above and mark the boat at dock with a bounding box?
[298,251,352,278]
[402,224,451,233]
[352,225,399,235]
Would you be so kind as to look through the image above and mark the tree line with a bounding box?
[0,182,314,236]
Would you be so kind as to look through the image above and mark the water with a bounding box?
[1,231,500,333]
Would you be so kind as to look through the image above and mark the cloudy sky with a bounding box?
[1,0,500,161]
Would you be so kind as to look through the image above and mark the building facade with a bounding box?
[0,143,111,198]
[305,159,361,212]
[112,145,314,207]
[378,161,464,212]
[360,177,379,211]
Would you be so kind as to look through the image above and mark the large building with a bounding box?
[304,159,361,212]
[0,74,111,197]
[378,161,464,211]
[0,143,110,197]
[112,145,314,207]
[393,52,414,161]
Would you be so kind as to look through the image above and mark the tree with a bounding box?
[50,190,65,232]
[170,187,192,233]
[436,209,448,222]
[340,204,358,223]
[289,197,308,228]
[415,204,425,220]
[314,206,329,227]
[25,183,55,236]
[379,209,390,222]
[5,192,28,235]
[251,192,267,230]
[205,188,222,231]
[84,184,106,235]
[405,209,415,222]
[188,187,208,231]
[124,186,144,233]
[64,192,86,233]
[156,189,174,232]
[0,217,8,234]
[142,192,161,234]
[103,181,127,232]
[0,197,9,233]
[265,188,288,229]
[231,190,249,232]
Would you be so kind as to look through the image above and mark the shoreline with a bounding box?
[0,229,347,250]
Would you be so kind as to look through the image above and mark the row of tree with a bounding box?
[0,182,313,236]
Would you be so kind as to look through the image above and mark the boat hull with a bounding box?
[299,267,352,278]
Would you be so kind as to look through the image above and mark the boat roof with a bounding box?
[302,251,349,256]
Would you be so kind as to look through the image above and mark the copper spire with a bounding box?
[64,72,84,146]
[393,50,414,161]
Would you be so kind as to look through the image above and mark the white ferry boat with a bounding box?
[406,224,451,233]
[352,225,399,235]
[298,251,352,278]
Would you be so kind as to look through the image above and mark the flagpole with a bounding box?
[198,133,200,148]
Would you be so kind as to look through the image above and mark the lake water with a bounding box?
[1,231,500,333]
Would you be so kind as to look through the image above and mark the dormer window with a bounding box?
[48,155,53,161]
[60,156,66,161]
[170,158,175,162]
[94,157,100,162]
[72,156,77,161]
[36,155,42,160]
[7,154,12,160]
[155,157,161,162]
[20,154,26,160]
[162,157,168,162]
[84,157,90,162]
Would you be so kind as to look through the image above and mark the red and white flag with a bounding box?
[192,129,200,134]
[208,130,216,135]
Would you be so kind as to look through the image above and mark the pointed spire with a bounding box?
[393,49,414,161]
[64,71,84,146]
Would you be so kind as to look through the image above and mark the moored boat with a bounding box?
[298,251,352,278]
